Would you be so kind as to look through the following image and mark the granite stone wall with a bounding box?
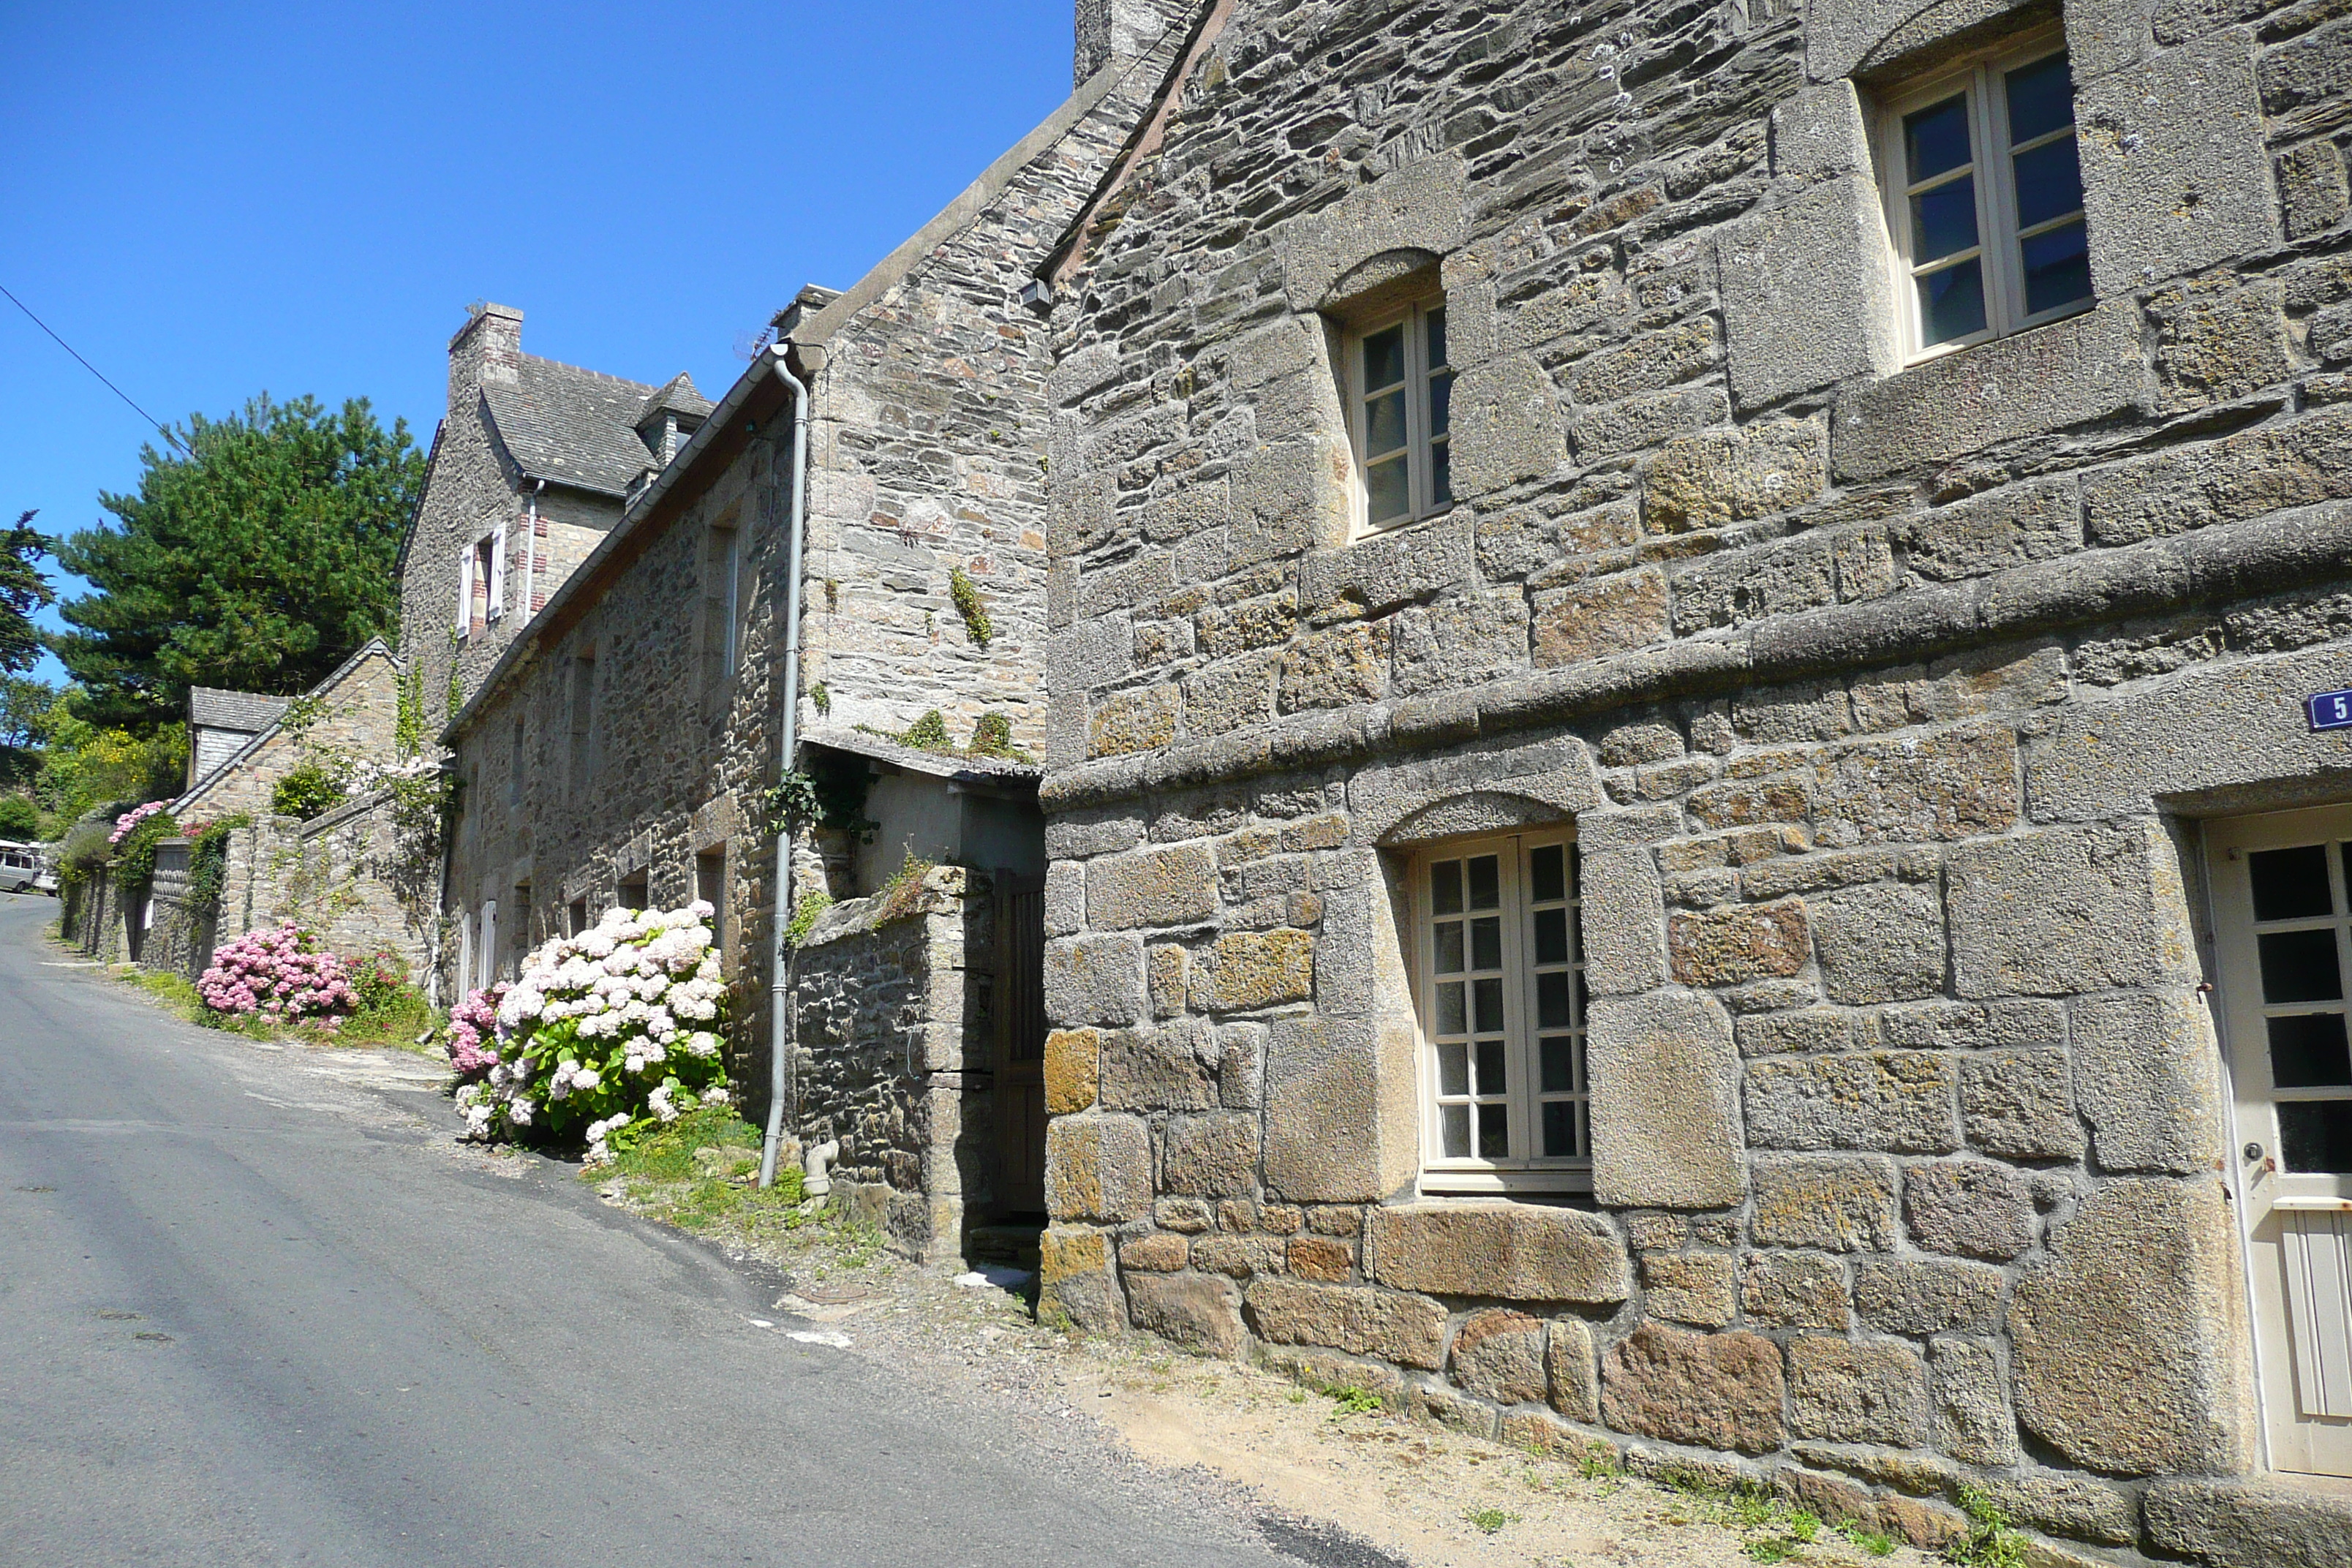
[442,428,778,1045]
[794,42,1169,758]
[396,306,627,733]
[789,865,998,1261]
[175,646,404,822]
[1033,0,2352,1561]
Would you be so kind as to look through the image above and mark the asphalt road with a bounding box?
[0,896,1300,1568]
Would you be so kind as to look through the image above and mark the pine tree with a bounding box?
[51,395,425,730]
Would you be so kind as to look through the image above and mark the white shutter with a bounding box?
[488,524,508,621]
[456,546,472,637]
[457,911,475,996]
[479,900,500,985]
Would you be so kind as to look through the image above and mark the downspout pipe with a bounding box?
[521,478,544,622]
[759,349,813,1191]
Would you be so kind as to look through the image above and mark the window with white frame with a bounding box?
[1346,295,1453,532]
[1414,832,1588,1193]
[1877,36,2091,359]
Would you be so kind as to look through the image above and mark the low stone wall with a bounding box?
[61,870,126,963]
[789,865,995,1263]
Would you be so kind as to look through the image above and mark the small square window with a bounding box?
[1877,37,2092,361]
[1346,296,1452,533]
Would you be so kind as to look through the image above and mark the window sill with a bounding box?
[1831,296,2148,482]
[1899,293,2095,370]
[1418,1167,1592,1199]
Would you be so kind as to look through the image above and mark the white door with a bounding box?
[2209,805,2352,1477]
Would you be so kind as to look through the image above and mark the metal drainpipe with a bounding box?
[521,479,543,620]
[759,350,813,1190]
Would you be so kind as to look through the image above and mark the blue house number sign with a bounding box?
[2311,688,2352,731]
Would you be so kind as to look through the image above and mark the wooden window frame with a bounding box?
[1343,294,1452,537]
[1409,830,1590,1196]
[1873,26,2092,364]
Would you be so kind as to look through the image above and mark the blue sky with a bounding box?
[0,0,1079,687]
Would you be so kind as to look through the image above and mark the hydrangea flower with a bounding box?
[451,900,731,1154]
[110,799,170,845]
[197,923,361,1023]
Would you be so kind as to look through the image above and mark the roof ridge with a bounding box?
[515,350,661,393]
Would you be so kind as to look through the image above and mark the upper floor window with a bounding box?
[1347,295,1452,531]
[1414,832,1587,1194]
[1878,39,2090,359]
[459,529,503,638]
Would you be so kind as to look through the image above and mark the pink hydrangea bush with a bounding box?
[445,983,508,1082]
[197,922,360,1025]
[111,800,170,845]
[454,902,731,1161]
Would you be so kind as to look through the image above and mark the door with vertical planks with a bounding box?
[992,873,1047,1216]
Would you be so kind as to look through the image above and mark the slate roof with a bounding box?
[479,356,709,499]
[802,724,1043,786]
[188,687,291,734]
[638,372,712,424]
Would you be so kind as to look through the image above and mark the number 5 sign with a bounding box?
[2308,688,2352,731]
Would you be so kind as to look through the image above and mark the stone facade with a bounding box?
[1023,1,2352,1563]
[790,865,1002,1260]
[173,641,402,821]
[78,642,441,985]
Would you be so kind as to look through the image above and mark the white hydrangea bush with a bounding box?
[454,901,734,1163]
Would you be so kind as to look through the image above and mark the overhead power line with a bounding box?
[0,281,187,455]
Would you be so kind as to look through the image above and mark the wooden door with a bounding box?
[992,873,1047,1216]
[2209,805,2352,1477]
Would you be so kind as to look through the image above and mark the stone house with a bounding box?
[429,6,1193,1259]
[1023,0,2352,1562]
[124,640,437,981]
[396,302,712,731]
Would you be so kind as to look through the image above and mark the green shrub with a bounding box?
[271,761,347,821]
[900,709,950,751]
[56,820,111,889]
[0,795,40,840]
[113,810,178,888]
[183,815,251,910]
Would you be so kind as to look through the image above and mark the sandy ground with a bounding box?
[608,1180,1940,1568]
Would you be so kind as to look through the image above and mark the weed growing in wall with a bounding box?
[948,565,992,649]
[781,890,832,949]
[900,709,951,750]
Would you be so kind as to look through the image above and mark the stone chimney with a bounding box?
[1074,0,1190,87]
[448,302,524,404]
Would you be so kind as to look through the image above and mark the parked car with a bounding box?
[0,841,51,896]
